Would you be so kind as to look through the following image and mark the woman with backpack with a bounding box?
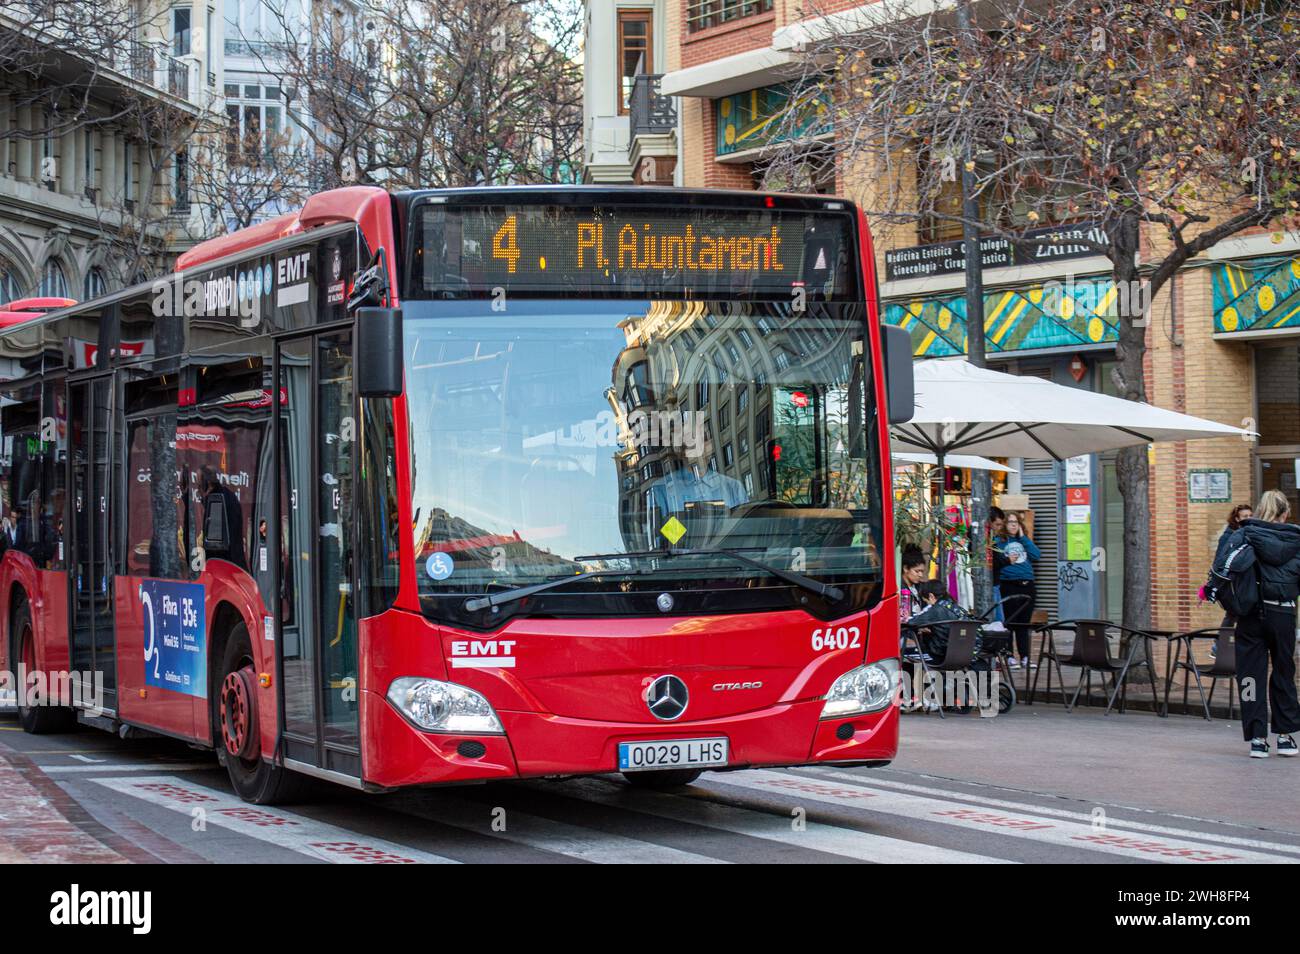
[1214,503,1254,566]
[1226,490,1300,758]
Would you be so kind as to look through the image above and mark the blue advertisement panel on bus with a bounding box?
[140,580,207,698]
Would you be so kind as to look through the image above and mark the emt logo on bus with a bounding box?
[276,251,312,307]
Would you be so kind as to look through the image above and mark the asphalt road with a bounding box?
[4,706,1299,864]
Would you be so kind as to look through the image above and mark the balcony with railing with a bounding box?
[686,0,774,33]
[627,73,677,185]
[629,73,675,137]
[117,37,192,102]
[311,50,371,102]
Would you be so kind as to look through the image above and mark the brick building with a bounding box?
[654,0,1296,632]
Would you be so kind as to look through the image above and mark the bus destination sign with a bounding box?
[414,203,857,300]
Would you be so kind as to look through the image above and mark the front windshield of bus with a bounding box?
[404,298,886,625]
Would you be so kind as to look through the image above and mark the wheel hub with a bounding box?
[220,665,259,760]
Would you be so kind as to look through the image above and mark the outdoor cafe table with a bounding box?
[1028,621,1176,715]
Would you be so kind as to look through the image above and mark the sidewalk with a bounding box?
[896,702,1300,835]
[0,738,131,863]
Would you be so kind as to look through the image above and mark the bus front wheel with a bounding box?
[12,594,74,734]
[216,622,310,805]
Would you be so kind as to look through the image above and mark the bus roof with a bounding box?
[0,297,77,326]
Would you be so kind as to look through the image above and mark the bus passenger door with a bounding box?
[68,377,116,714]
[274,331,360,780]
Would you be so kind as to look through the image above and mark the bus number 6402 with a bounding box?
[811,627,861,652]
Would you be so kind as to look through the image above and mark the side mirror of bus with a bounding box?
[882,324,915,425]
[356,307,404,398]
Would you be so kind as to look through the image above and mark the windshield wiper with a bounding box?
[462,567,656,613]
[462,547,845,614]
[574,548,845,604]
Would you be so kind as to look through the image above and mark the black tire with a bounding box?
[216,622,312,805]
[622,769,703,790]
[12,594,75,734]
[998,682,1014,714]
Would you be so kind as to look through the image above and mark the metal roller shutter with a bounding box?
[1023,463,1060,620]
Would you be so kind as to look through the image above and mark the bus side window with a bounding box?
[0,386,48,564]
[41,379,67,571]
[124,375,183,579]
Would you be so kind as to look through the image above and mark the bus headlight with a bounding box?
[386,677,504,734]
[821,659,900,718]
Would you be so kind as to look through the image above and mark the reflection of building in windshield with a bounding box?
[611,300,856,552]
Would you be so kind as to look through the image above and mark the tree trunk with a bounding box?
[1109,213,1152,633]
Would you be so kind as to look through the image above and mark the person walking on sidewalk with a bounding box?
[1228,490,1300,759]
[994,510,1041,669]
[1200,503,1253,657]
[1214,503,1254,565]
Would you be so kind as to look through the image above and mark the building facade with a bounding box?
[582,0,677,185]
[658,0,1288,632]
[0,2,226,303]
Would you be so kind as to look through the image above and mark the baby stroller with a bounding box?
[901,596,1018,716]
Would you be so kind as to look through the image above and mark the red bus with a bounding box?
[0,186,914,803]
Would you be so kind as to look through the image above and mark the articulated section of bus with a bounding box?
[358,190,903,789]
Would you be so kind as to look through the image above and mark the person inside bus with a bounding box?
[649,457,748,515]
[0,508,20,552]
[200,466,247,571]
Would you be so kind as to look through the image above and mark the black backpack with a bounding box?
[1206,539,1261,619]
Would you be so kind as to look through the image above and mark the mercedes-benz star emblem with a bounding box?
[646,674,689,721]
[656,592,674,613]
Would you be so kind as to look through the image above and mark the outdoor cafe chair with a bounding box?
[1027,619,1084,706]
[1069,620,1161,715]
[901,620,981,719]
[1168,626,1237,721]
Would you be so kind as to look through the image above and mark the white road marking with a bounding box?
[403,794,728,864]
[44,762,213,774]
[559,778,1013,864]
[93,776,458,864]
[791,767,1300,859]
[719,770,1289,863]
[69,755,106,764]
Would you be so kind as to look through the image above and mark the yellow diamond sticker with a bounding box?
[660,516,687,545]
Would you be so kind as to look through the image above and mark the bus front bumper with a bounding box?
[361,690,898,788]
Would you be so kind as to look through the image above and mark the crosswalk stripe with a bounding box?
[557,778,1014,864]
[92,776,459,864]
[791,767,1300,859]
[44,762,213,774]
[397,793,728,864]
[718,770,1288,863]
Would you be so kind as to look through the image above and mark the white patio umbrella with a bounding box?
[894,359,1251,460]
[892,451,1017,473]
[892,359,1252,569]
